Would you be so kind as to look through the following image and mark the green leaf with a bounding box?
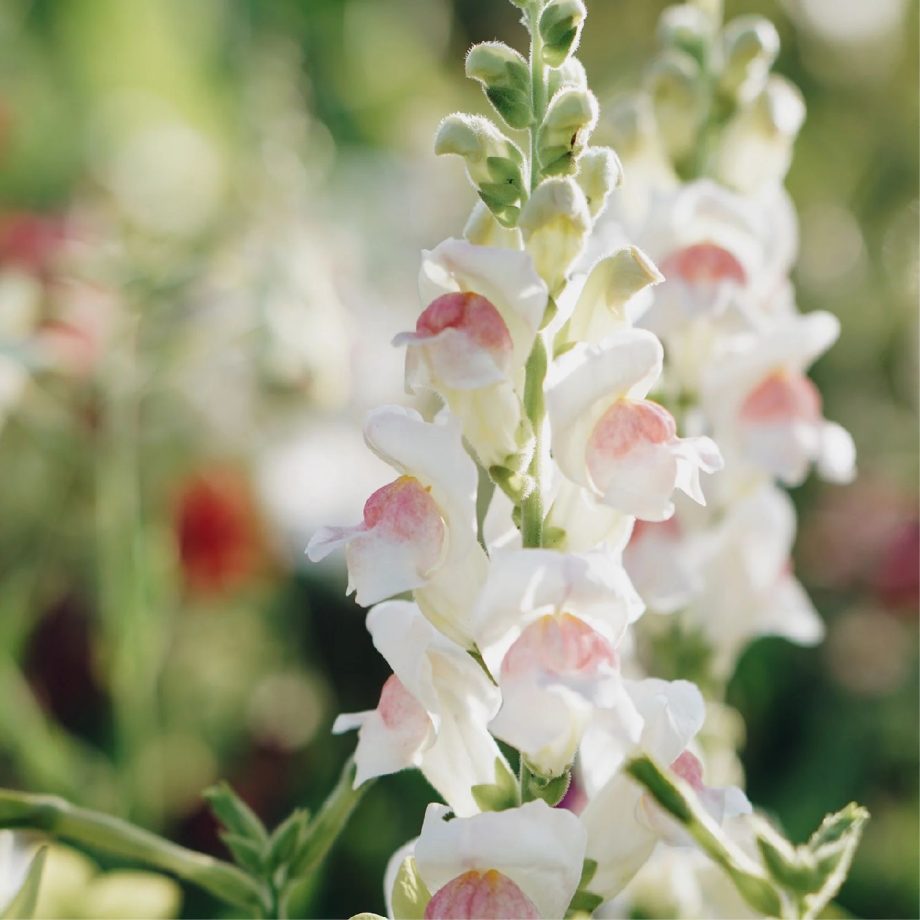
[268,808,310,869]
[2,845,47,919]
[218,831,265,876]
[203,782,268,844]
[390,857,431,920]
[471,758,519,813]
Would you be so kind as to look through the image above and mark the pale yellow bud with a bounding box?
[519,178,591,294]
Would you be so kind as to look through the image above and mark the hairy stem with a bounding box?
[520,0,550,551]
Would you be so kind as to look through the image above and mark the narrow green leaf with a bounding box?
[202,782,267,844]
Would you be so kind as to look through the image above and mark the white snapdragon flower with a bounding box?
[393,238,548,467]
[473,549,644,778]
[411,800,586,920]
[623,515,703,614]
[683,483,825,676]
[333,601,506,817]
[307,405,487,645]
[581,679,750,900]
[547,329,722,521]
[702,311,856,486]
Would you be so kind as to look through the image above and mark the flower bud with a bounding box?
[568,246,663,344]
[713,75,804,192]
[547,56,588,98]
[519,178,591,294]
[466,42,533,130]
[537,88,598,177]
[656,4,712,61]
[646,50,704,162]
[719,16,780,104]
[539,0,587,68]
[463,201,524,250]
[435,114,526,224]
[575,146,623,218]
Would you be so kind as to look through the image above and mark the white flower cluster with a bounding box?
[307,2,855,917]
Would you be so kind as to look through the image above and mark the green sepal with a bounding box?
[522,762,572,806]
[390,857,431,920]
[489,466,535,503]
[219,831,265,876]
[471,758,519,813]
[542,525,567,549]
[1,845,47,919]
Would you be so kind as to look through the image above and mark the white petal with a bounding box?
[395,327,509,391]
[581,775,657,898]
[414,800,587,920]
[628,678,706,765]
[817,420,856,484]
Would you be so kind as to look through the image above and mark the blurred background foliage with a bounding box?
[0,0,915,917]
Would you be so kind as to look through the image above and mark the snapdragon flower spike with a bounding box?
[547,328,722,521]
[580,678,750,899]
[307,406,487,644]
[393,238,548,467]
[333,600,506,817]
[683,483,825,677]
[703,311,856,486]
[411,800,587,920]
[473,549,644,777]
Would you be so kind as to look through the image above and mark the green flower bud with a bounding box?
[646,50,704,162]
[713,75,804,192]
[519,177,591,294]
[720,16,780,103]
[575,146,623,217]
[656,4,713,61]
[546,56,588,98]
[537,87,598,177]
[465,41,533,130]
[539,0,587,68]
[435,114,526,225]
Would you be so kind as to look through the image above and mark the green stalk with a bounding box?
[95,312,161,821]
[520,0,550,551]
[0,787,266,915]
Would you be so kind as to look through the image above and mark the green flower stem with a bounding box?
[520,0,550,552]
[0,787,266,915]
[95,312,161,822]
[286,758,370,890]
[520,335,548,549]
[626,755,785,918]
[0,656,113,802]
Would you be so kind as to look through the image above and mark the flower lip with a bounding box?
[670,749,705,793]
[362,476,446,564]
[500,613,617,681]
[586,398,677,491]
[424,869,541,920]
[415,292,513,358]
[377,673,432,735]
[739,368,822,424]
[660,241,747,286]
